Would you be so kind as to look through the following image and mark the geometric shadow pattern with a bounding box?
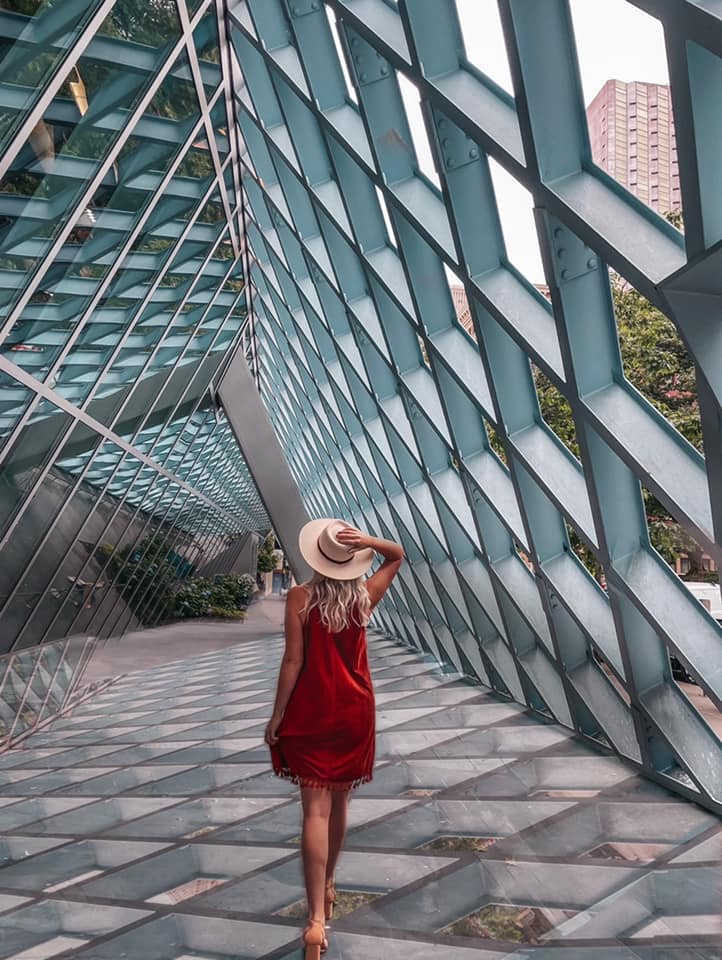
[0,634,110,748]
[229,1,722,813]
[0,627,718,958]
[0,1,268,653]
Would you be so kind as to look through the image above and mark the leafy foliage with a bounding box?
[98,533,178,624]
[256,533,277,574]
[173,574,255,619]
[614,280,702,452]
[98,0,180,45]
[99,536,255,624]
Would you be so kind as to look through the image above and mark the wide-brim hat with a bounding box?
[298,518,374,581]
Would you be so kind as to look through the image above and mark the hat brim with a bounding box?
[298,518,375,581]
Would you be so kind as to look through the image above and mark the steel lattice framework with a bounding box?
[229,0,722,813]
[0,0,268,660]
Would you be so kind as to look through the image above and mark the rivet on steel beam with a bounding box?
[380,65,388,76]
[587,257,598,269]
[556,247,566,259]
[561,269,569,280]
[469,147,478,159]
[361,72,368,82]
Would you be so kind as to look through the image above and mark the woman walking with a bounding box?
[264,519,403,959]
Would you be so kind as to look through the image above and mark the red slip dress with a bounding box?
[269,598,375,791]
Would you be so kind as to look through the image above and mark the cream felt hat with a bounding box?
[298,518,374,580]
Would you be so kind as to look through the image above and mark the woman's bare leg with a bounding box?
[300,786,332,923]
[326,789,351,886]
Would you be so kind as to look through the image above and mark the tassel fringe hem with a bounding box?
[272,767,373,792]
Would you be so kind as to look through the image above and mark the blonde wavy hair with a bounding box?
[303,572,371,633]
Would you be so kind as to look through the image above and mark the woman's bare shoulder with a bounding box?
[286,583,311,606]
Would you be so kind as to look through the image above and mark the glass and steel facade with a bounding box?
[2,0,722,814]
[0,0,268,696]
[230,0,722,815]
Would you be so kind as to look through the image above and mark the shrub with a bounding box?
[257,533,277,574]
[172,573,255,619]
[98,533,178,624]
[208,606,246,621]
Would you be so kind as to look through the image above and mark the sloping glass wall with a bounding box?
[0,0,268,664]
[229,0,722,814]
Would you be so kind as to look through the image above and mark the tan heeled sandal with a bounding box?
[302,917,327,960]
[324,879,337,921]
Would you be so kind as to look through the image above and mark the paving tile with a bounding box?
[0,839,169,892]
[76,843,291,902]
[353,758,510,797]
[0,629,717,960]
[348,798,577,849]
[0,900,151,959]
[102,796,287,840]
[68,914,298,959]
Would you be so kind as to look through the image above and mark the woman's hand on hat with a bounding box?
[336,525,370,553]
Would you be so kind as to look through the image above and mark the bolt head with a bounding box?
[360,72,367,82]
[557,247,566,259]
[469,147,478,159]
[380,65,388,76]
[587,257,598,269]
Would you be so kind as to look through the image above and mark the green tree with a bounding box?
[256,533,277,575]
[97,0,180,45]
[613,280,702,452]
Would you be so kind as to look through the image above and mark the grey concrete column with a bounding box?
[217,350,312,583]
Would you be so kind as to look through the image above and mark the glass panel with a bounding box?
[193,8,221,71]
[97,0,180,45]
[0,46,202,395]
[0,396,72,538]
[0,420,103,648]
[0,368,37,454]
[0,0,103,151]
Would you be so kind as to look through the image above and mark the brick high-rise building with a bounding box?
[586,80,681,215]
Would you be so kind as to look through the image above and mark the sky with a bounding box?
[402,0,671,283]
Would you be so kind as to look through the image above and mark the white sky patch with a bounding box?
[489,158,542,280]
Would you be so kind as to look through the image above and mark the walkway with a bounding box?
[0,607,719,958]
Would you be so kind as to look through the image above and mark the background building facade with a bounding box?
[587,79,681,214]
